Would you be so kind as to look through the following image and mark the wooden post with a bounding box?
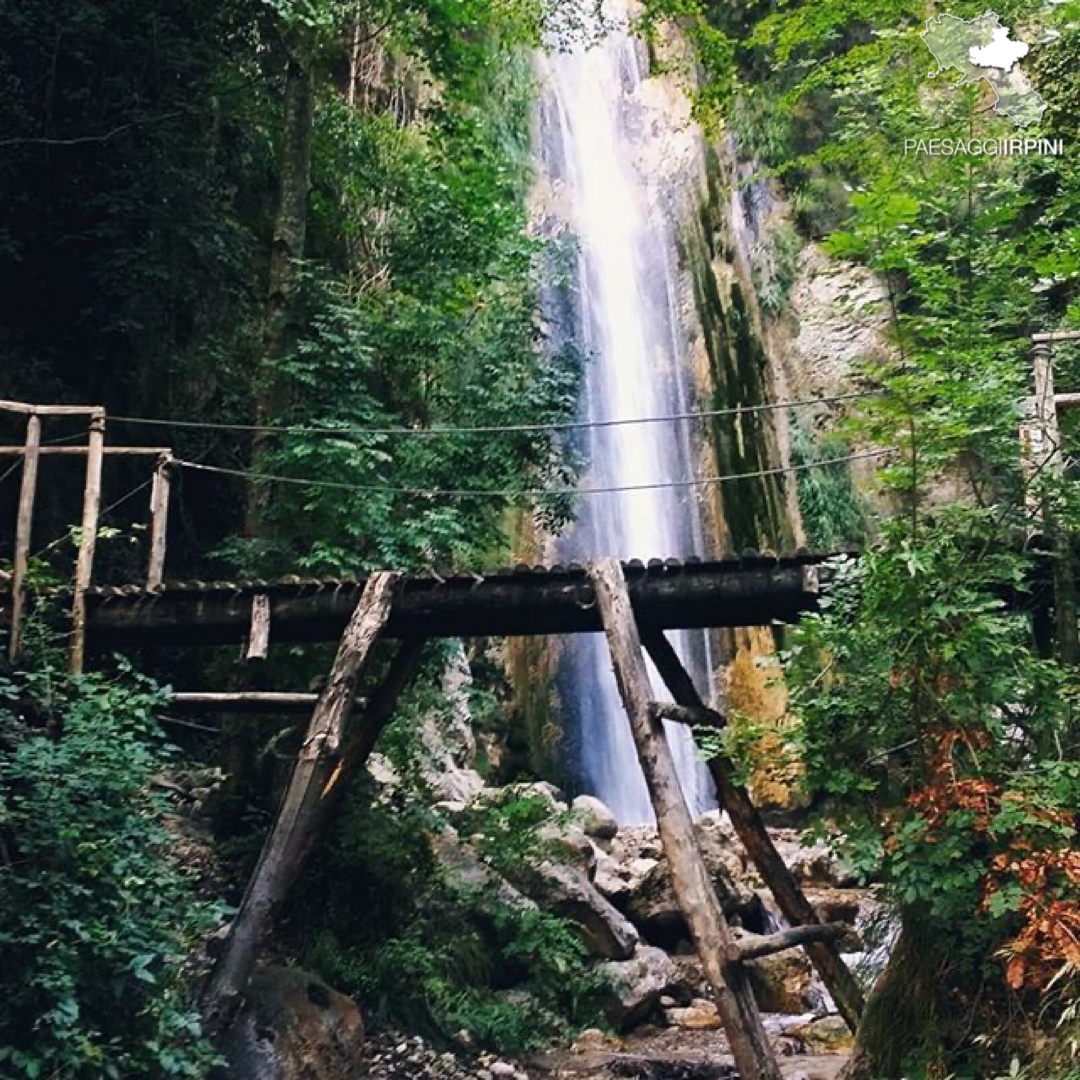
[9,414,42,663]
[70,410,106,674]
[642,626,865,1032]
[147,452,174,589]
[1030,340,1078,665]
[246,595,271,661]
[201,572,397,1031]
[589,559,783,1080]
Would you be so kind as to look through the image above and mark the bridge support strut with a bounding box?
[201,572,405,1032]
[642,627,866,1032]
[590,558,784,1080]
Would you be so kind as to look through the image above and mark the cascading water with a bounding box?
[537,0,717,823]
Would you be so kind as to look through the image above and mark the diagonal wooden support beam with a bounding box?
[201,572,398,1032]
[641,626,865,1032]
[589,559,783,1080]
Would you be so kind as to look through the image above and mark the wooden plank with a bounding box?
[170,692,319,714]
[642,627,865,1032]
[9,415,41,662]
[589,559,783,1080]
[0,445,172,456]
[246,594,271,660]
[70,411,106,673]
[0,399,103,416]
[78,560,825,648]
[147,453,174,589]
[201,572,397,1032]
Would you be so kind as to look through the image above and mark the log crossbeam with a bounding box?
[737,922,848,961]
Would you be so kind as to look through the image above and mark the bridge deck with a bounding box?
[0,552,841,649]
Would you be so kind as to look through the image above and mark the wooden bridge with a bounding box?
[0,551,831,650]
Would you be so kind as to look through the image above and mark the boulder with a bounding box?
[223,966,365,1080]
[471,780,568,815]
[788,1014,854,1053]
[746,946,826,1015]
[595,945,680,1031]
[571,1028,624,1053]
[597,820,758,946]
[516,860,639,960]
[537,820,598,878]
[664,998,722,1030]
[571,794,619,841]
[429,827,539,918]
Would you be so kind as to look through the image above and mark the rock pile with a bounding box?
[426,780,879,1037]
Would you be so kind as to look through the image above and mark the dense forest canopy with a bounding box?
[2,0,1080,1078]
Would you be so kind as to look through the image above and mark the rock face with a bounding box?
[223,966,365,1080]
[595,945,681,1030]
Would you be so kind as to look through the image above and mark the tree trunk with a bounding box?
[245,42,315,536]
[642,627,865,1033]
[838,921,948,1080]
[201,572,397,1031]
[589,559,783,1080]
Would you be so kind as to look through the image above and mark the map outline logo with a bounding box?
[921,11,1048,129]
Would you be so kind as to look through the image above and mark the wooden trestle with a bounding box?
[191,556,864,1076]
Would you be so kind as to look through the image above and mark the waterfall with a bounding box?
[537,1,716,823]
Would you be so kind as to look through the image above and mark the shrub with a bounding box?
[0,664,223,1079]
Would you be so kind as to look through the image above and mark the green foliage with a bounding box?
[751,219,803,319]
[293,774,606,1054]
[779,78,1080,1069]
[789,420,868,549]
[0,662,224,1079]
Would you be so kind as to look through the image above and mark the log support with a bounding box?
[201,572,401,1031]
[642,626,865,1032]
[71,410,106,673]
[589,559,783,1080]
[9,414,41,663]
[147,452,175,589]
[169,692,319,714]
[246,594,271,661]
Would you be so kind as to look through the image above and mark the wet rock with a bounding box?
[595,944,680,1030]
[223,965,364,1080]
[571,794,619,841]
